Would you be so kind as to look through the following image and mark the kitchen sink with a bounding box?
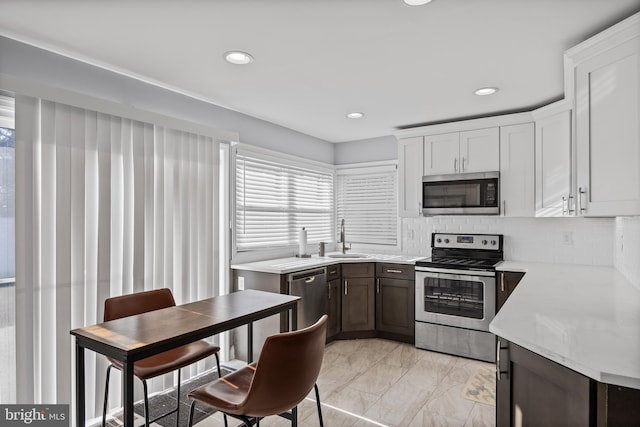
[326,253,371,259]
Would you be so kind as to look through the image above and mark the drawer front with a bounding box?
[342,262,375,278]
[376,263,414,280]
[326,264,341,281]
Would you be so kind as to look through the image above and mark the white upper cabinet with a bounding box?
[567,13,640,216]
[398,136,424,217]
[423,132,460,175]
[500,123,535,217]
[460,128,500,173]
[424,128,499,175]
[533,102,573,217]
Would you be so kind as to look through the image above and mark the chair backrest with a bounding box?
[104,288,176,322]
[239,314,328,417]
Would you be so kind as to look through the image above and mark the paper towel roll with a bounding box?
[299,227,307,255]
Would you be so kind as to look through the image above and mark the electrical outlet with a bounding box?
[561,231,573,245]
[238,276,245,290]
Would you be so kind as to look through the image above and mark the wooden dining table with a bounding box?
[70,289,300,427]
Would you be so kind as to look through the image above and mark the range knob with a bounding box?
[444,238,450,244]
[491,240,497,246]
[482,239,488,245]
[436,238,442,243]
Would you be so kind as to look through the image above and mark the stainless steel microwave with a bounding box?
[422,171,500,215]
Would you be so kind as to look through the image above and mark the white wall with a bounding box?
[0,36,335,163]
[402,216,615,266]
[334,135,398,164]
[614,216,640,287]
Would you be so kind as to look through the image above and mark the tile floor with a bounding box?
[197,338,496,427]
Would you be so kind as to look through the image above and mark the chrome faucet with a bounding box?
[339,219,351,254]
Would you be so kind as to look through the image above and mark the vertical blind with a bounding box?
[336,165,398,246]
[14,95,225,421]
[235,150,333,251]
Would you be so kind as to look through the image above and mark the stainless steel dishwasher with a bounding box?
[287,267,328,329]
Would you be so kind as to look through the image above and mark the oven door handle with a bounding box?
[415,267,496,278]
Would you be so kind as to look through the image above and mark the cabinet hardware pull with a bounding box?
[377,278,380,293]
[496,339,509,381]
[344,280,348,295]
[454,158,458,172]
[496,340,501,381]
[568,194,575,215]
[500,272,505,292]
[386,269,402,274]
[462,157,466,172]
[328,283,331,299]
[329,270,337,275]
[578,187,587,214]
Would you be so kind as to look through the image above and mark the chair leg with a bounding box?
[143,379,150,427]
[187,401,197,427]
[101,365,113,427]
[215,353,229,427]
[175,369,182,427]
[314,383,324,427]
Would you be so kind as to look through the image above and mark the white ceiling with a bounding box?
[1,0,639,143]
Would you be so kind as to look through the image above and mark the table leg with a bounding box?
[75,341,85,427]
[122,360,134,426]
[247,322,253,364]
[291,304,298,331]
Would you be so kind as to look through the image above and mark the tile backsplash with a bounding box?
[614,216,640,287]
[402,216,615,266]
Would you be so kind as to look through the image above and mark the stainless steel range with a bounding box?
[415,233,503,362]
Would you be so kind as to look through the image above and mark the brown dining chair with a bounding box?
[186,314,328,427]
[101,288,227,427]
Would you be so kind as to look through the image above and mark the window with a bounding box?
[336,164,398,246]
[0,94,15,404]
[235,149,333,251]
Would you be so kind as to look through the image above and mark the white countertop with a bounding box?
[491,261,640,389]
[231,253,427,274]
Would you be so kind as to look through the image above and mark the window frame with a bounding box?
[231,144,335,263]
[335,161,400,252]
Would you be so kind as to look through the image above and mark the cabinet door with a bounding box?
[497,340,592,426]
[496,271,525,311]
[460,127,500,173]
[398,136,424,217]
[327,278,341,339]
[341,277,375,331]
[535,109,572,217]
[576,36,640,216]
[500,123,535,217]
[375,278,415,337]
[424,132,460,175]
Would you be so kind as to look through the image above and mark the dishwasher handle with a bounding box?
[288,267,327,282]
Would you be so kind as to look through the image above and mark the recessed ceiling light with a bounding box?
[346,112,365,119]
[474,87,499,96]
[403,0,433,5]
[224,51,254,65]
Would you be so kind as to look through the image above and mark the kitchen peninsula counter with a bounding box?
[491,261,640,390]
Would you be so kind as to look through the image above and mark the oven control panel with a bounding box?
[432,233,502,250]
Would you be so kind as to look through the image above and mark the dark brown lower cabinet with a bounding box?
[375,277,414,338]
[341,276,375,331]
[497,339,640,427]
[496,271,525,311]
[327,278,341,340]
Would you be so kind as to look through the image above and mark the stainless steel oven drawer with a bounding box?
[415,321,496,363]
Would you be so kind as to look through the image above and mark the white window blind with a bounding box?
[235,150,333,251]
[336,165,398,246]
